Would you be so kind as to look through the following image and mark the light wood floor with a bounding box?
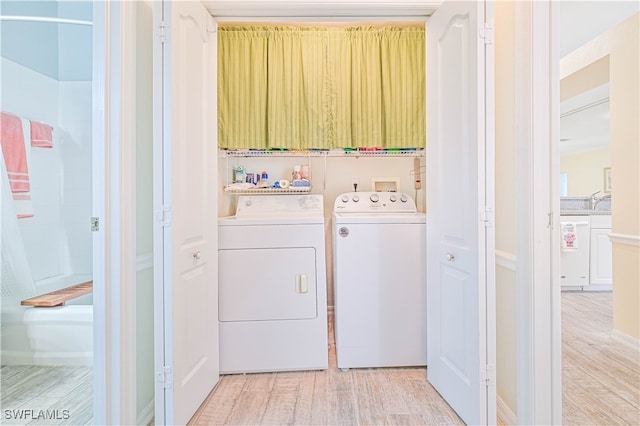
[0,365,92,425]
[190,315,464,425]
[562,291,640,425]
[3,292,633,425]
[193,292,640,425]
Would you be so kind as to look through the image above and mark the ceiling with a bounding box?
[203,0,441,18]
[560,83,609,157]
[559,1,639,157]
[558,1,639,58]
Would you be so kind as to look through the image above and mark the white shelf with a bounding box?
[220,148,424,158]
[223,185,311,195]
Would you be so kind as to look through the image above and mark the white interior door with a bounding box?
[154,1,219,424]
[426,1,495,424]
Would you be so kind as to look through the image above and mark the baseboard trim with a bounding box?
[137,399,154,426]
[497,395,517,425]
[609,233,640,247]
[611,329,640,351]
[496,250,517,272]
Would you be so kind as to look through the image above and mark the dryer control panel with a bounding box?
[333,192,417,213]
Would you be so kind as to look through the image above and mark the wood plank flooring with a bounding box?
[562,291,640,425]
[0,365,92,425]
[193,292,640,425]
[2,292,635,425]
[190,314,463,426]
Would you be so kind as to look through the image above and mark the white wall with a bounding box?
[59,81,93,275]
[1,58,61,282]
[0,1,93,287]
[1,59,92,285]
[560,148,611,196]
[0,1,92,81]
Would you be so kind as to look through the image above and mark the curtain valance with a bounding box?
[218,25,425,149]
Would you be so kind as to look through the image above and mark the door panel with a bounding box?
[426,1,495,424]
[219,247,318,321]
[155,1,218,424]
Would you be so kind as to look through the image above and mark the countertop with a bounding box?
[560,210,611,216]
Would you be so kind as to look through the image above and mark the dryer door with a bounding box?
[219,247,318,321]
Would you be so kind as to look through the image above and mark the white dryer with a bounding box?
[333,191,426,369]
[218,194,328,373]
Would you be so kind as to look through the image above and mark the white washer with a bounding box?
[333,191,426,369]
[218,194,328,373]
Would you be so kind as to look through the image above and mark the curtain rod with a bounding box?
[0,16,92,26]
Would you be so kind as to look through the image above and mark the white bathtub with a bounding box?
[1,274,93,366]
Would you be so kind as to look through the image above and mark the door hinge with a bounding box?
[90,217,100,232]
[481,364,496,386]
[159,21,168,44]
[157,365,173,389]
[480,24,494,45]
[481,208,494,227]
[155,205,172,227]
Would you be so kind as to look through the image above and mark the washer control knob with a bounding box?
[370,193,380,203]
[352,195,360,202]
[400,194,408,203]
[389,194,397,202]
[341,195,349,203]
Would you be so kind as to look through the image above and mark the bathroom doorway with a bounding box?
[1,1,95,423]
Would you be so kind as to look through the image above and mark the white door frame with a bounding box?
[138,1,563,423]
[513,1,562,424]
[92,3,107,421]
[93,1,138,424]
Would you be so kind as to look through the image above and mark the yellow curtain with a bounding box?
[217,27,268,149]
[380,27,425,148]
[218,25,425,150]
[266,27,327,149]
[328,27,383,148]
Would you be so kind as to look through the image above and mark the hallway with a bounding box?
[562,291,640,425]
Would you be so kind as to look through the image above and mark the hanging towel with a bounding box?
[0,112,34,218]
[560,222,578,250]
[30,120,53,148]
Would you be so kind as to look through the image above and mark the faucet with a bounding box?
[589,191,601,209]
[589,190,611,210]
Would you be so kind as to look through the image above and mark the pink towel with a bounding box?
[1,112,30,192]
[1,112,34,218]
[30,120,53,148]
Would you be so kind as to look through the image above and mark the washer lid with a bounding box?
[220,194,325,225]
[219,215,325,226]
